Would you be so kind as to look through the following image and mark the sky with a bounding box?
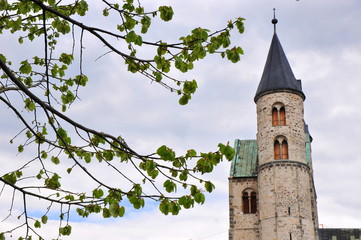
[1,0,361,239]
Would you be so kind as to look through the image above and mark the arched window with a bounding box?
[242,190,257,214]
[274,141,281,159]
[250,192,257,213]
[242,192,250,214]
[272,107,278,126]
[272,104,286,126]
[274,137,289,160]
[282,140,289,159]
[279,107,286,125]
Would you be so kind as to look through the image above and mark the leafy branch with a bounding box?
[0,0,242,239]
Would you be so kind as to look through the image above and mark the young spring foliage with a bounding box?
[0,0,242,239]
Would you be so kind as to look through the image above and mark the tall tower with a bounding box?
[229,15,318,240]
[255,17,318,240]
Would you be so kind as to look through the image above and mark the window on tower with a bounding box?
[242,190,257,214]
[272,107,278,126]
[274,141,281,159]
[282,140,289,159]
[250,192,257,213]
[242,192,250,213]
[274,137,289,160]
[272,103,286,126]
[280,107,286,125]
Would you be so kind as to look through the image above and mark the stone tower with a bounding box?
[229,18,318,240]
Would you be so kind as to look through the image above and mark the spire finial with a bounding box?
[271,8,278,33]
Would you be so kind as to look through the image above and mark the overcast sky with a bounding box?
[1,0,361,239]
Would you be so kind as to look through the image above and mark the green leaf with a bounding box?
[183,80,198,95]
[65,194,75,201]
[84,152,92,163]
[3,172,17,185]
[158,6,174,21]
[159,200,170,215]
[141,16,151,34]
[154,71,162,82]
[109,203,125,218]
[226,47,243,63]
[61,90,75,104]
[57,128,71,144]
[191,28,209,41]
[125,31,137,43]
[133,184,142,196]
[163,180,177,193]
[19,60,32,74]
[136,7,144,14]
[15,170,22,178]
[218,143,236,160]
[194,192,205,204]
[52,18,71,34]
[18,145,24,153]
[148,169,159,179]
[40,151,47,159]
[103,8,109,16]
[204,181,215,193]
[93,189,104,199]
[179,170,188,181]
[59,53,74,65]
[45,173,61,189]
[236,17,246,34]
[34,220,41,228]
[135,35,143,46]
[59,225,72,236]
[103,150,114,161]
[102,208,111,218]
[119,206,126,217]
[41,215,48,224]
[178,94,190,105]
[190,185,198,196]
[24,98,35,111]
[75,0,88,16]
[128,195,145,209]
[179,196,194,209]
[156,145,175,161]
[51,156,60,165]
[186,149,197,158]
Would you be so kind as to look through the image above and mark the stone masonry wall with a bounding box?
[256,92,306,165]
[258,162,315,240]
[256,92,318,240]
[229,177,259,240]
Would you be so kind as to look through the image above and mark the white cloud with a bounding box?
[1,0,361,238]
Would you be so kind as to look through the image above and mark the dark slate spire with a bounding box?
[254,15,305,102]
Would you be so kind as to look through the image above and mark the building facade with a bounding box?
[229,20,319,240]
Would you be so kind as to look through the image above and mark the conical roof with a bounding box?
[254,33,305,102]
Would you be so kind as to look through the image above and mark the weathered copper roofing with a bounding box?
[305,124,313,165]
[254,33,305,102]
[229,139,258,178]
[231,131,312,177]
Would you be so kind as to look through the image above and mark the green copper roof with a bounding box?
[230,133,313,177]
[305,124,313,165]
[230,139,258,178]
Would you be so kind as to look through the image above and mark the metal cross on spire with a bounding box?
[272,8,278,33]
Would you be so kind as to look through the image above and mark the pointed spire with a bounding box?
[254,13,305,102]
[272,8,278,33]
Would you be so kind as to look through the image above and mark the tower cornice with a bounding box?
[258,160,310,173]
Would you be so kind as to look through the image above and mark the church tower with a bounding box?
[229,15,318,240]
